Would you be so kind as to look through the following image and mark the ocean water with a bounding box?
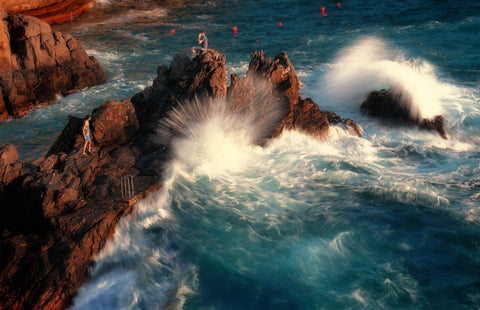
[1,0,479,309]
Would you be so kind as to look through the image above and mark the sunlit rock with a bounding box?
[0,13,105,120]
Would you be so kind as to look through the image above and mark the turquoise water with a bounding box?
[1,1,479,309]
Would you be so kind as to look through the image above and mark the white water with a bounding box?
[321,37,445,120]
[69,32,480,309]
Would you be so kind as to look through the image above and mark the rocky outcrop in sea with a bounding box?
[0,49,362,309]
[361,87,447,139]
[0,12,105,120]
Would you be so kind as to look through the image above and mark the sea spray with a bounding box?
[72,87,452,308]
[72,120,477,310]
[6,1,478,309]
[158,81,288,155]
[72,184,200,310]
[321,37,443,120]
[73,90,289,309]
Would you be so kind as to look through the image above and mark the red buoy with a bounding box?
[320,7,327,16]
[170,29,176,35]
[232,26,238,34]
[256,39,259,44]
[277,21,283,27]
[336,3,341,8]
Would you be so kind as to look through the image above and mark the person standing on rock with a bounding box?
[82,115,93,155]
[191,30,208,57]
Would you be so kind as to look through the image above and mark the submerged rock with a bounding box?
[0,13,106,120]
[0,49,361,309]
[361,87,447,139]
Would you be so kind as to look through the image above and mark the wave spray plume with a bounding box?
[157,83,288,176]
[322,37,444,121]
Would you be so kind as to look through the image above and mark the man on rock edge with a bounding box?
[191,30,208,57]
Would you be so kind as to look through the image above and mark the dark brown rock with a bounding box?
[248,51,301,106]
[46,115,84,157]
[0,13,106,120]
[0,49,361,309]
[0,98,142,309]
[420,115,447,139]
[242,51,363,139]
[360,88,447,139]
[91,99,140,147]
[186,50,227,101]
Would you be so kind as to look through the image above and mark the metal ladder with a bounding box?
[121,175,135,200]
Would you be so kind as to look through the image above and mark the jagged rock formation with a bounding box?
[1,0,95,24]
[243,51,364,139]
[0,49,361,309]
[361,87,447,139]
[0,13,106,120]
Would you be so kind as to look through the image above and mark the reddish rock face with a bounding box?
[0,49,362,309]
[0,99,145,310]
[0,143,22,186]
[0,13,106,120]
[3,0,96,25]
[234,51,363,140]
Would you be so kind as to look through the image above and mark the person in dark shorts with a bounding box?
[191,30,208,57]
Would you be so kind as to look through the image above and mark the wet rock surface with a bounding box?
[0,49,361,309]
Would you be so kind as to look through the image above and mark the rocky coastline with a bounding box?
[0,47,363,309]
[0,12,105,120]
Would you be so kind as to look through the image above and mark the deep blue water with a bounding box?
[1,1,479,309]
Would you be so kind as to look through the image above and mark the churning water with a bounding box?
[1,0,479,309]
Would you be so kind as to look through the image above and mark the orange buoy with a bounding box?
[170,29,176,35]
[277,21,283,27]
[232,26,238,34]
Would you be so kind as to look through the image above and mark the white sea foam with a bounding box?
[74,7,168,31]
[350,289,368,306]
[71,48,478,309]
[329,231,354,255]
[158,87,288,179]
[104,8,168,24]
[72,182,198,309]
[321,37,444,120]
[84,49,122,63]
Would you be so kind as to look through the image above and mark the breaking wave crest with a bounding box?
[322,37,444,120]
